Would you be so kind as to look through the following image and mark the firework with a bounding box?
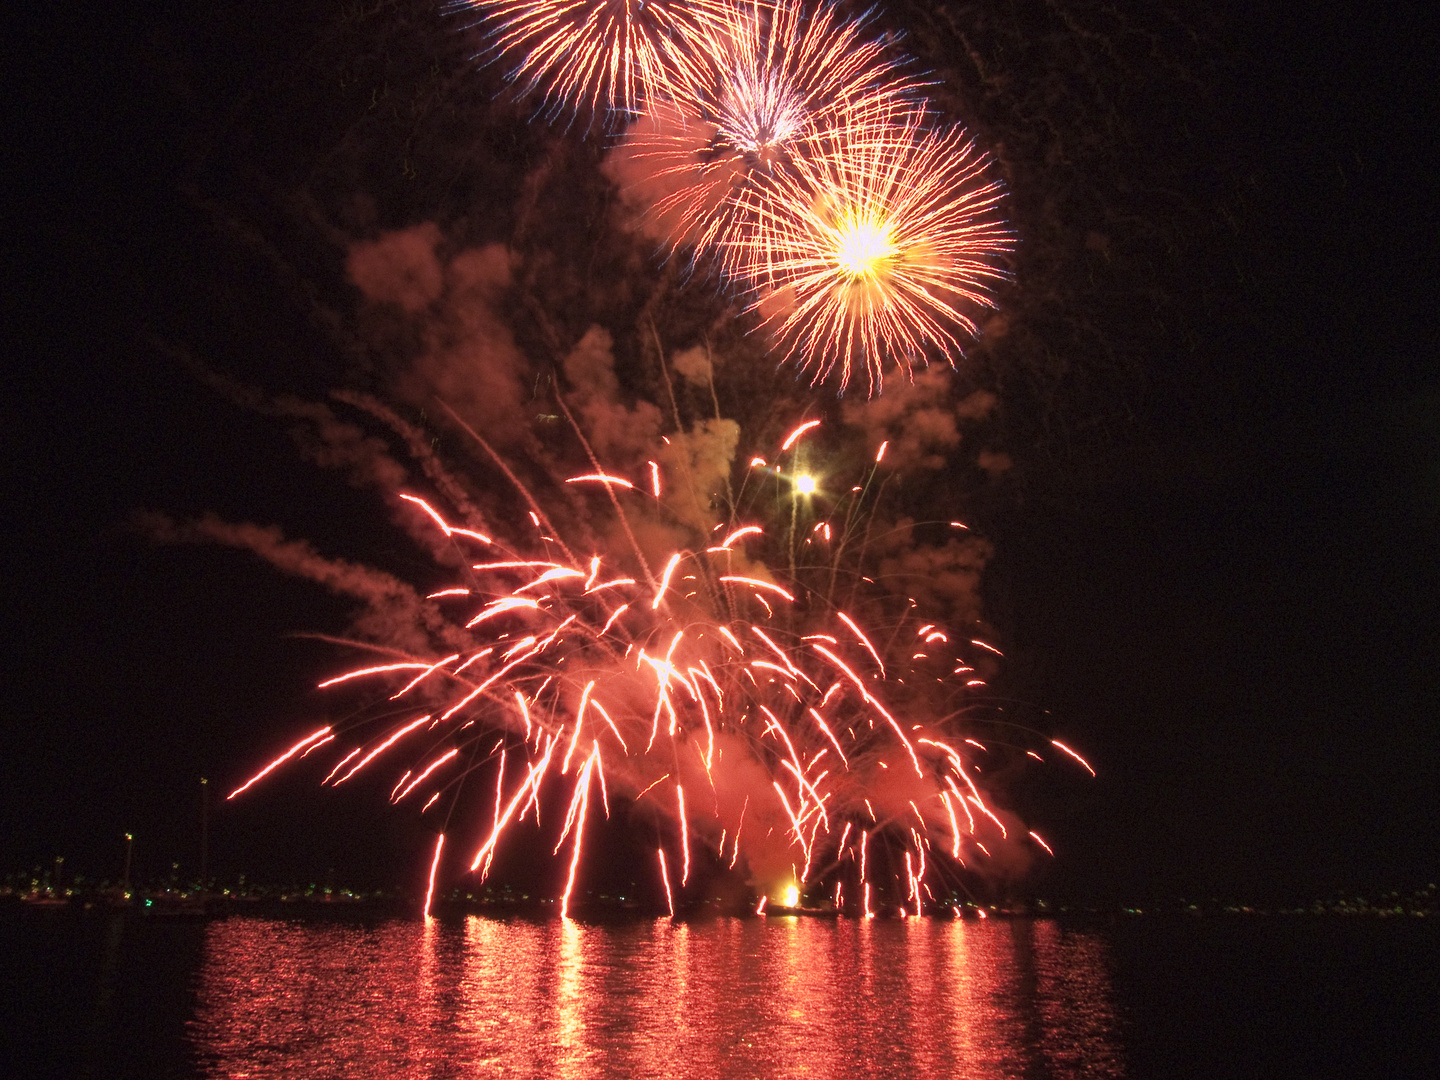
[214,1,1035,916]
[458,0,739,119]
[226,415,1088,917]
[613,0,922,265]
[728,108,1013,395]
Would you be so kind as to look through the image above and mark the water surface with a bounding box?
[4,909,1436,1078]
[191,915,1120,1079]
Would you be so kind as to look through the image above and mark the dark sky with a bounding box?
[3,1,1436,905]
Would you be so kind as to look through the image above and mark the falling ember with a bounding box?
[658,847,675,916]
[400,493,493,544]
[395,748,459,802]
[566,472,636,489]
[1051,739,1097,777]
[558,751,598,919]
[423,833,445,918]
[652,553,683,608]
[227,726,332,800]
[317,662,430,690]
[676,784,690,885]
[719,525,762,549]
[780,418,821,451]
[718,575,795,602]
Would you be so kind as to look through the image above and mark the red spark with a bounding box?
[781,418,821,450]
[423,833,445,918]
[227,726,333,800]
[1051,739,1097,777]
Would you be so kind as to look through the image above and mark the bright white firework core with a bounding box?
[794,474,817,495]
[719,68,806,159]
[833,213,898,280]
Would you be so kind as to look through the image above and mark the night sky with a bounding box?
[4,1,1436,906]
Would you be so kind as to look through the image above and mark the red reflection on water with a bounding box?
[190,916,1122,1078]
[1032,919,1125,1078]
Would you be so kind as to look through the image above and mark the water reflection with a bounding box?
[190,916,1122,1078]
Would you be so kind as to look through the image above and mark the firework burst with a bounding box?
[225,413,1087,916]
[612,0,923,268]
[729,108,1013,395]
[458,0,739,120]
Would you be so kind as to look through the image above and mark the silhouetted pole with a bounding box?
[199,777,209,890]
[121,832,133,897]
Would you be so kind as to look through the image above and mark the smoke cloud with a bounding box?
[843,367,997,472]
[136,511,467,655]
[347,228,531,447]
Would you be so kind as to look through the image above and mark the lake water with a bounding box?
[3,909,1436,1078]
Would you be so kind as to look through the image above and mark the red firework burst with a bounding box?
[224,418,1086,916]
